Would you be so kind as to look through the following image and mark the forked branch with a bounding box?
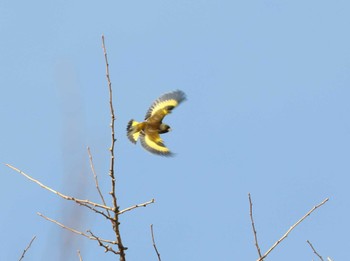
[6,35,157,261]
[37,212,116,244]
[5,164,114,217]
[248,195,329,261]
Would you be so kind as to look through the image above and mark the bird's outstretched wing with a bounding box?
[139,131,173,156]
[145,90,186,122]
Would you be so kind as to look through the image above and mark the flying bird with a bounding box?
[127,90,186,156]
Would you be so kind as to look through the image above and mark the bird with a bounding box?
[126,90,186,156]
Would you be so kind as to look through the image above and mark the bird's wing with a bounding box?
[144,90,186,121]
[140,131,173,156]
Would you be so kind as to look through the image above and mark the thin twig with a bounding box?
[307,240,324,261]
[88,230,120,255]
[87,147,110,217]
[77,250,83,261]
[18,236,36,261]
[257,198,329,261]
[248,193,262,259]
[5,164,113,212]
[37,212,116,244]
[118,199,155,215]
[151,224,161,261]
[102,34,126,261]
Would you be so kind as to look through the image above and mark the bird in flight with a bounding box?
[127,90,186,156]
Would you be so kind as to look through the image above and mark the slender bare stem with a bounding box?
[102,34,126,261]
[257,198,329,261]
[87,147,110,217]
[5,164,113,212]
[118,199,155,215]
[150,224,161,261]
[37,212,116,244]
[248,193,262,259]
[77,250,83,261]
[307,240,324,261]
[18,236,36,261]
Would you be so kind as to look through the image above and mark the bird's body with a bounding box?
[127,90,186,156]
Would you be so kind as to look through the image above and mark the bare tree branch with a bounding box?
[87,146,110,217]
[248,193,262,259]
[7,35,156,261]
[118,199,155,215]
[77,250,83,261]
[102,34,126,261]
[257,198,329,261]
[18,236,36,261]
[307,240,324,261]
[150,224,161,261]
[88,230,120,255]
[37,212,116,244]
[5,164,113,212]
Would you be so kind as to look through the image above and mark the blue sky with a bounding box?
[1,0,349,260]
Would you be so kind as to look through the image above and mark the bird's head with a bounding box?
[159,124,171,134]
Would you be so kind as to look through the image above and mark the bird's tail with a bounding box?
[126,119,144,143]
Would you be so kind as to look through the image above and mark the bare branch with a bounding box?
[257,198,329,261]
[77,250,83,261]
[18,236,36,261]
[307,240,324,261]
[37,212,116,244]
[88,230,120,255]
[101,34,117,207]
[118,199,155,215]
[102,34,126,260]
[87,147,110,217]
[5,164,114,212]
[150,224,161,261]
[248,193,262,259]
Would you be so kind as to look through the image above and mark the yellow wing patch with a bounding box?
[140,132,173,156]
[126,120,142,143]
[145,90,186,120]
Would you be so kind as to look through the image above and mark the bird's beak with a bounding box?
[168,128,172,132]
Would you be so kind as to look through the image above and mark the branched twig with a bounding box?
[37,212,116,244]
[102,34,126,260]
[257,198,329,261]
[87,147,111,217]
[150,224,161,261]
[7,35,156,261]
[307,240,324,261]
[248,193,262,259]
[88,230,120,255]
[18,236,36,261]
[118,199,155,215]
[5,164,113,212]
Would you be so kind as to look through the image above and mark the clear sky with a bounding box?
[1,1,349,260]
